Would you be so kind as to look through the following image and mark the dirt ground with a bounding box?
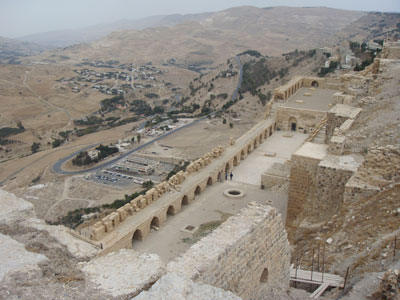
[141,118,259,160]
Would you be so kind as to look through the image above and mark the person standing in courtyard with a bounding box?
[230,172,233,180]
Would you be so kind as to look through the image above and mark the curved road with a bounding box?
[52,56,244,176]
[52,116,209,175]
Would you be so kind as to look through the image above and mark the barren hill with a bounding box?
[0,36,45,64]
[18,12,213,48]
[41,6,365,67]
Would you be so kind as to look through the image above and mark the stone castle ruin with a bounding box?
[0,41,399,299]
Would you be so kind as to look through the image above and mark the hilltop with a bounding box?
[29,6,365,67]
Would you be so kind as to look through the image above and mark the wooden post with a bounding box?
[322,244,325,283]
[311,247,314,282]
[295,252,299,288]
[343,267,350,289]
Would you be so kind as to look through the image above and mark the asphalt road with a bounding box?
[52,116,208,175]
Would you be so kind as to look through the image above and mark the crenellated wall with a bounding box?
[83,119,277,253]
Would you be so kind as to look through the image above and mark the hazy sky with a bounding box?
[1,0,399,38]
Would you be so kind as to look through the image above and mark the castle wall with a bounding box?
[276,107,326,133]
[167,202,290,300]
[286,152,322,238]
[88,120,278,253]
[314,156,358,221]
[325,104,361,144]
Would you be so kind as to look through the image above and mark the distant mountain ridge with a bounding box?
[17,12,213,48]
[41,6,365,67]
[0,36,45,64]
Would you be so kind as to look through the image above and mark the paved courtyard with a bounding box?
[132,131,307,262]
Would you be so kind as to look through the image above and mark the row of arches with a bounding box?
[131,181,211,247]
[284,81,302,99]
[131,123,277,247]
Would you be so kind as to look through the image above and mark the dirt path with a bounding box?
[43,177,97,220]
[23,67,72,130]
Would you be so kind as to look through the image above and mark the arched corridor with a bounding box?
[181,195,189,206]
[150,216,160,229]
[194,185,201,195]
[132,229,143,246]
[167,205,175,216]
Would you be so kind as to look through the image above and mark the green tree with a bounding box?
[52,139,62,148]
[142,180,153,189]
[229,122,233,128]
[31,142,40,153]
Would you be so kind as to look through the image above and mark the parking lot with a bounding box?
[85,155,176,187]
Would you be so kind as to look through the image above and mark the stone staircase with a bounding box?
[311,125,326,144]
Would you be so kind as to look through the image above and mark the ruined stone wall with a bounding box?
[343,179,381,204]
[344,145,400,203]
[382,41,400,59]
[325,105,361,144]
[325,113,348,144]
[167,203,290,300]
[276,107,326,133]
[313,159,356,221]
[286,154,321,238]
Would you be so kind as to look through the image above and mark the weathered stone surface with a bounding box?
[0,233,47,281]
[167,202,290,300]
[81,249,165,297]
[22,218,98,259]
[133,273,242,300]
[0,189,35,224]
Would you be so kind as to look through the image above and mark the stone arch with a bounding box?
[264,130,268,139]
[132,229,143,246]
[247,144,252,153]
[241,150,246,160]
[259,135,263,143]
[269,127,273,136]
[194,185,201,195]
[217,171,223,182]
[167,205,175,216]
[274,123,277,130]
[150,216,160,229]
[289,117,297,132]
[254,139,258,148]
[284,91,287,99]
[260,268,269,283]
[225,162,230,173]
[233,155,239,166]
[181,195,189,206]
[112,219,115,227]
[311,80,319,88]
[207,177,213,186]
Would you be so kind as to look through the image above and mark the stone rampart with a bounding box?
[167,202,290,300]
[313,155,360,221]
[86,119,277,253]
